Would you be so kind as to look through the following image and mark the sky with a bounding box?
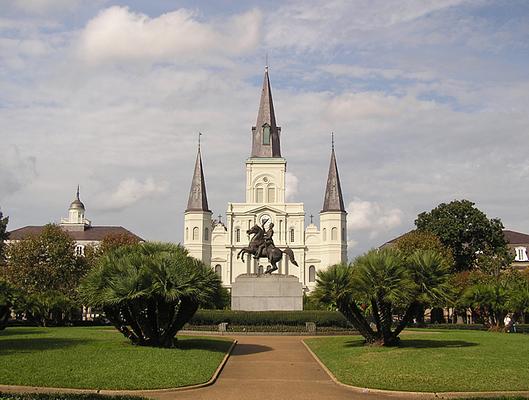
[1,0,528,258]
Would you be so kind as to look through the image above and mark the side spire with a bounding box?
[322,133,345,212]
[251,66,281,158]
[186,134,210,212]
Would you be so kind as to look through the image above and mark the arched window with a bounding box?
[204,227,209,241]
[258,265,264,275]
[290,228,295,243]
[309,265,316,283]
[342,228,345,242]
[192,227,199,241]
[322,228,326,241]
[236,228,241,242]
[515,247,528,261]
[214,264,222,277]
[185,227,189,240]
[331,227,337,241]
[262,124,271,145]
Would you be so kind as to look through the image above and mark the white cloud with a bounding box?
[0,146,37,200]
[347,198,403,239]
[285,172,299,201]
[78,6,261,64]
[95,178,169,211]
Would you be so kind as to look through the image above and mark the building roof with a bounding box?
[251,67,282,158]
[69,185,85,210]
[321,145,345,212]
[503,229,529,245]
[186,146,210,212]
[381,229,529,248]
[7,225,144,242]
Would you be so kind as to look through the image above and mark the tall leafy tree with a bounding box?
[415,200,508,271]
[0,210,8,263]
[4,224,89,325]
[79,242,222,348]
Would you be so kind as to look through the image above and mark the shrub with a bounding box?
[79,242,222,347]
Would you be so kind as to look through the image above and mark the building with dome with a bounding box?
[183,68,348,292]
[7,186,143,254]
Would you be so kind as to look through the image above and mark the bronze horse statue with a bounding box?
[237,224,299,274]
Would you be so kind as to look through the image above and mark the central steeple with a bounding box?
[251,66,282,158]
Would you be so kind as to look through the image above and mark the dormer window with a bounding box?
[515,246,528,262]
[262,124,271,145]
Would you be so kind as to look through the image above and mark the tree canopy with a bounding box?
[415,199,508,271]
[0,210,8,263]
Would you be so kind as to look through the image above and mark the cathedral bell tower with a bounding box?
[183,139,212,265]
[246,66,287,205]
[319,136,347,266]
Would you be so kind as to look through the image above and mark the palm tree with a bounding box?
[313,248,451,346]
[79,242,221,347]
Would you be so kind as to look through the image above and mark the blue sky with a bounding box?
[1,0,529,256]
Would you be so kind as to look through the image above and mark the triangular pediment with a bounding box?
[245,204,287,215]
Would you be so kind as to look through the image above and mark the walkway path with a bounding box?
[142,335,414,400]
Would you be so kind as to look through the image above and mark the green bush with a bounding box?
[189,309,351,327]
[412,323,529,333]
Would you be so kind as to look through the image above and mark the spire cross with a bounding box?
[76,185,80,200]
[265,52,269,72]
[198,132,202,150]
[218,214,222,223]
[310,214,314,224]
[331,131,335,151]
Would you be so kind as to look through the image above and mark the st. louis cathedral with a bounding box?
[183,68,347,291]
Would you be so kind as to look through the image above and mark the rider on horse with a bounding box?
[255,220,274,259]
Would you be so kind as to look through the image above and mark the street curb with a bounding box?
[0,339,237,397]
[301,339,529,399]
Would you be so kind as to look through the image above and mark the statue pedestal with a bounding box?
[231,273,303,311]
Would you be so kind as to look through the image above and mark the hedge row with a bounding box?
[184,324,358,333]
[188,310,351,328]
[412,323,529,333]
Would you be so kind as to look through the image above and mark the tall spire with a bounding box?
[186,137,210,212]
[322,134,345,212]
[251,66,281,158]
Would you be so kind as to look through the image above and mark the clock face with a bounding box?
[259,214,272,229]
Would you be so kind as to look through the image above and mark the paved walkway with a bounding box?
[142,336,416,400]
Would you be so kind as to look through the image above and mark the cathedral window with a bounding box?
[331,227,337,241]
[236,228,241,242]
[290,228,295,243]
[204,227,209,241]
[262,124,270,145]
[309,265,316,283]
[215,264,222,277]
[258,265,264,275]
[267,187,275,203]
[322,228,326,241]
[192,227,199,241]
[185,227,189,240]
[256,188,264,203]
[342,228,346,242]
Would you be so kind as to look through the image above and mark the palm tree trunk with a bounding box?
[394,301,420,337]
[337,299,378,343]
[161,298,198,348]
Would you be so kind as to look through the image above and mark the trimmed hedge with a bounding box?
[188,310,351,328]
[412,323,529,334]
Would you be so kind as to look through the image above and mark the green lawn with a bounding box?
[0,327,233,390]
[305,330,529,392]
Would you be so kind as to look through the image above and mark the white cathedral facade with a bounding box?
[183,68,347,291]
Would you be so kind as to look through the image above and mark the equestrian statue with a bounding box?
[237,219,299,274]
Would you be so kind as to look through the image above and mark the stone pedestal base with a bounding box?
[231,274,303,311]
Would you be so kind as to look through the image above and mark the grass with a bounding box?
[0,327,233,390]
[305,330,529,392]
[0,394,146,400]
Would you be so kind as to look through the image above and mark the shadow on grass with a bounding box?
[231,343,273,356]
[0,328,47,336]
[344,339,478,349]
[0,338,87,354]
[174,338,232,353]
